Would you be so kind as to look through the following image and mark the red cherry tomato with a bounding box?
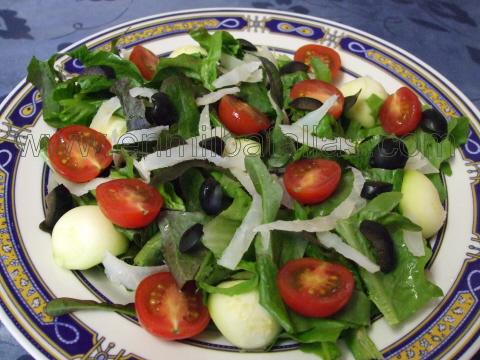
[129,45,159,81]
[277,258,354,318]
[283,158,341,205]
[379,87,422,136]
[96,179,163,229]
[47,125,112,183]
[135,272,210,340]
[218,95,271,135]
[294,44,341,78]
[290,80,344,119]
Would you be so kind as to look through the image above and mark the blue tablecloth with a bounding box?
[0,1,479,359]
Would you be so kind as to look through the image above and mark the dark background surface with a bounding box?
[0,0,479,359]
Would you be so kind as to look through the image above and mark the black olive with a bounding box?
[83,65,115,79]
[179,224,204,253]
[359,220,396,273]
[279,61,309,75]
[200,177,226,215]
[361,181,393,200]
[370,138,408,170]
[290,97,323,111]
[40,185,74,233]
[238,38,257,52]
[420,109,448,142]
[145,92,177,126]
[199,136,225,156]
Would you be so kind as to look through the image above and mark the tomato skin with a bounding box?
[283,158,341,205]
[380,87,422,136]
[290,80,344,119]
[218,95,271,135]
[135,272,210,340]
[294,44,341,78]
[96,179,163,229]
[48,125,112,183]
[277,258,354,318]
[129,45,159,80]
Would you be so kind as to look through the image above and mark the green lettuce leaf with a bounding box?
[344,327,383,360]
[335,192,443,324]
[310,56,332,83]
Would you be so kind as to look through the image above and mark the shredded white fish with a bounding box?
[103,252,168,291]
[316,232,380,273]
[196,87,240,106]
[218,194,263,270]
[405,152,439,174]
[280,124,355,153]
[295,95,339,128]
[403,230,425,257]
[213,61,262,88]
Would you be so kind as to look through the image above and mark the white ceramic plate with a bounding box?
[0,8,479,360]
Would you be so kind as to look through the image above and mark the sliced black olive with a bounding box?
[361,181,393,200]
[290,97,323,111]
[359,220,396,273]
[279,61,309,75]
[420,109,448,142]
[40,185,74,233]
[200,177,227,215]
[370,138,408,170]
[199,136,225,156]
[145,92,177,126]
[238,38,257,52]
[179,223,204,253]
[83,65,115,79]
[343,90,362,114]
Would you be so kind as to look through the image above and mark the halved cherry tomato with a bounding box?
[135,272,210,340]
[96,179,163,229]
[218,95,271,135]
[277,258,354,318]
[294,44,341,78]
[290,80,344,119]
[47,125,112,183]
[129,45,159,80]
[283,158,341,205]
[379,87,422,136]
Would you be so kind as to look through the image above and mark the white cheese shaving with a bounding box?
[213,61,262,88]
[280,124,355,153]
[196,87,240,106]
[403,230,425,257]
[103,252,168,291]
[316,232,380,273]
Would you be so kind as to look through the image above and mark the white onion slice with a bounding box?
[295,95,338,128]
[118,125,169,145]
[103,252,168,291]
[52,172,112,196]
[119,48,133,59]
[196,87,240,106]
[133,159,151,183]
[316,232,380,273]
[229,167,257,196]
[280,124,355,153]
[218,194,262,270]
[129,87,157,100]
[405,152,439,174]
[330,168,366,218]
[272,175,294,209]
[244,68,263,83]
[213,61,262,88]
[403,230,425,257]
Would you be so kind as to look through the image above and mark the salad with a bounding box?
[27,28,470,360]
